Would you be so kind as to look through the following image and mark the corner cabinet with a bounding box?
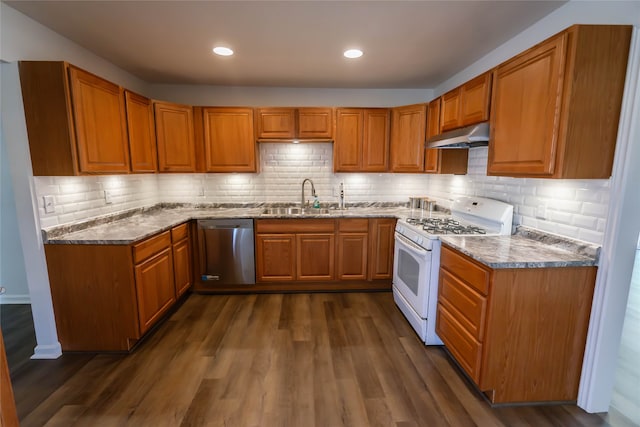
[425,98,468,174]
[390,103,427,172]
[436,245,596,403]
[488,25,631,178]
[334,108,390,172]
[19,61,130,175]
[155,101,196,172]
[44,223,192,352]
[203,107,257,172]
[125,90,158,173]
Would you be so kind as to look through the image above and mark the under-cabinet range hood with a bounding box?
[426,122,490,149]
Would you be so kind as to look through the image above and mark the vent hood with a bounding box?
[426,122,489,149]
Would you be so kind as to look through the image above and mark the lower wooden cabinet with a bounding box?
[44,223,193,352]
[436,244,596,403]
[255,217,395,289]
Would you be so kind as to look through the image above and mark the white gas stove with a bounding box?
[392,196,513,345]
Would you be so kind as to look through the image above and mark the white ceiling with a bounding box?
[4,0,567,88]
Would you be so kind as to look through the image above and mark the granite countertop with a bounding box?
[43,203,413,245]
[440,226,600,268]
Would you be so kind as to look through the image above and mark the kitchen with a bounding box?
[1,1,640,426]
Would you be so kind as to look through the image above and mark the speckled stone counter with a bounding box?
[43,203,413,245]
[440,226,599,268]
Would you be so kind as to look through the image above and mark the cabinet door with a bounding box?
[368,218,396,280]
[68,65,130,173]
[298,107,333,139]
[256,108,296,139]
[440,88,461,132]
[362,109,390,171]
[334,108,363,171]
[203,107,257,172]
[125,91,157,173]
[296,233,335,281]
[488,34,566,177]
[134,247,176,334]
[155,101,196,172]
[256,234,296,282]
[390,104,426,172]
[425,98,441,173]
[337,233,368,280]
[460,72,492,127]
[173,238,192,298]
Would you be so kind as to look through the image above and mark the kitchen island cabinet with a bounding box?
[19,61,130,175]
[44,223,192,352]
[488,25,631,178]
[436,244,596,403]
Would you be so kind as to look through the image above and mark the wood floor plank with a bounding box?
[5,292,628,427]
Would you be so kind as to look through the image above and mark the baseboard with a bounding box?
[31,343,62,359]
[0,294,31,304]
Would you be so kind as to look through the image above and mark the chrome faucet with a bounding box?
[301,178,316,208]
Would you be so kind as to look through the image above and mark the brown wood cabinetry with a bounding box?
[390,103,427,172]
[297,233,335,281]
[255,234,296,281]
[425,98,468,174]
[436,244,597,403]
[440,72,492,133]
[171,223,192,298]
[43,225,193,352]
[203,107,257,172]
[334,108,390,172]
[19,61,130,175]
[368,218,396,280]
[488,25,631,178]
[125,91,157,173]
[0,330,19,427]
[337,219,369,280]
[256,107,333,140]
[155,101,196,172]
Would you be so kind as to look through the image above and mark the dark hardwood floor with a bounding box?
[2,293,634,426]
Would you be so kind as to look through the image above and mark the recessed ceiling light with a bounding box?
[344,49,363,59]
[213,46,234,56]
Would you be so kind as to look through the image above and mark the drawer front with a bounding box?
[256,219,335,233]
[338,218,369,232]
[441,245,490,295]
[436,303,482,384]
[133,231,171,264]
[171,222,189,242]
[439,269,487,341]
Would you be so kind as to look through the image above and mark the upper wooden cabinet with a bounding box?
[203,107,257,172]
[334,108,390,172]
[425,98,468,174]
[19,61,130,175]
[154,101,196,173]
[488,25,631,178]
[256,107,333,140]
[125,91,157,173]
[390,103,427,172]
[440,71,492,133]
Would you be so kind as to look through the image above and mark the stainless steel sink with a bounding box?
[261,207,331,215]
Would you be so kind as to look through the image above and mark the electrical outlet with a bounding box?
[198,187,205,197]
[43,195,55,213]
[104,190,113,204]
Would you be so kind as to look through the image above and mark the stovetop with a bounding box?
[405,217,487,235]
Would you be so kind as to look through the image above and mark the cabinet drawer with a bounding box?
[441,245,490,295]
[338,218,369,232]
[256,219,335,233]
[171,222,189,243]
[133,231,171,264]
[436,303,482,384]
[439,269,487,341]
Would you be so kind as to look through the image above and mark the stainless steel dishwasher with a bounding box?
[197,219,255,285]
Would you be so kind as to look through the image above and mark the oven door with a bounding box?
[392,232,432,317]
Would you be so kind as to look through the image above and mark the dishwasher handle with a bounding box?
[197,219,254,230]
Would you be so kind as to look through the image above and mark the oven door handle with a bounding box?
[395,232,430,256]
